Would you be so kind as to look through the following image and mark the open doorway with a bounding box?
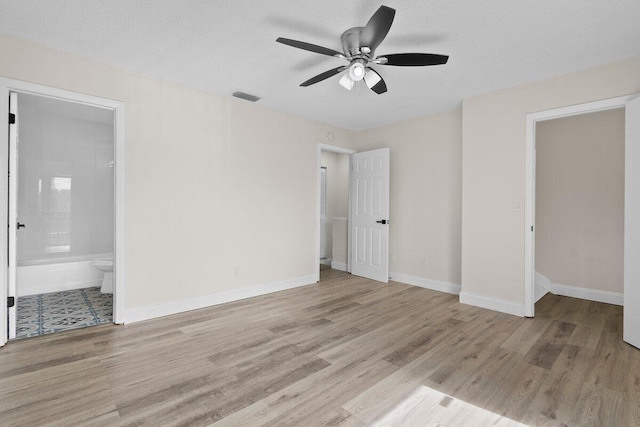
[12,93,115,339]
[316,144,392,284]
[317,144,355,282]
[0,79,125,346]
[533,109,624,307]
[524,94,640,350]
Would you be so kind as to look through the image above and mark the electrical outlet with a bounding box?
[421,258,428,268]
[392,253,397,263]
[234,266,240,277]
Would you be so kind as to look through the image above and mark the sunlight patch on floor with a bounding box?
[369,385,528,426]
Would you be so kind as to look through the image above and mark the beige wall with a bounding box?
[4,32,640,318]
[320,150,349,259]
[0,35,356,310]
[354,109,462,285]
[332,218,348,265]
[462,56,640,307]
[535,109,624,293]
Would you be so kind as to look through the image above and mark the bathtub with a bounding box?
[17,253,113,297]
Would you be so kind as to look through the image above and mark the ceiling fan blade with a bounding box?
[276,37,344,57]
[300,66,347,87]
[360,6,396,51]
[378,53,449,66]
[359,6,396,51]
[364,69,387,94]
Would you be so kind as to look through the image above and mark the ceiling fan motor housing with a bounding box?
[341,27,373,60]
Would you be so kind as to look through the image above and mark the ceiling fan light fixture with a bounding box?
[364,69,382,89]
[339,74,355,90]
[276,5,449,95]
[348,61,366,81]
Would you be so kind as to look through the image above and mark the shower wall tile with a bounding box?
[17,105,114,262]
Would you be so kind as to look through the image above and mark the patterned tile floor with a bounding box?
[16,287,113,339]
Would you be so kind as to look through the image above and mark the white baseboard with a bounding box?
[534,270,623,306]
[124,274,317,324]
[459,291,525,317]
[389,272,461,295]
[320,258,332,266]
[548,282,623,306]
[331,261,348,271]
[534,271,551,302]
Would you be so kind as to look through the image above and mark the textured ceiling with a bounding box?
[1,0,639,130]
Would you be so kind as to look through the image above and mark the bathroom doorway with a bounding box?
[12,93,115,339]
[1,79,125,345]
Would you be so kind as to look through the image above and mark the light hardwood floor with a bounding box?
[0,268,638,426]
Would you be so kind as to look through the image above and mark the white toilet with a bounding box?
[92,259,114,293]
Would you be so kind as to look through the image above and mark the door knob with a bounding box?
[17,222,25,230]
[376,219,388,225]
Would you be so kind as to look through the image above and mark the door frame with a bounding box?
[524,94,638,317]
[319,166,327,260]
[316,143,356,282]
[0,78,126,346]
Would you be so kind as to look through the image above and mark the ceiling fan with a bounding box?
[276,5,449,94]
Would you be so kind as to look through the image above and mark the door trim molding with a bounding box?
[316,143,356,283]
[524,94,637,317]
[0,78,126,346]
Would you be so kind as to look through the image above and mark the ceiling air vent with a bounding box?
[232,91,261,102]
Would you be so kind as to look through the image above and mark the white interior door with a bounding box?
[350,147,390,282]
[8,92,18,339]
[625,96,640,349]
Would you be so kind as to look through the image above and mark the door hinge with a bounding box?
[7,296,15,308]
[8,113,15,124]
[531,226,534,232]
